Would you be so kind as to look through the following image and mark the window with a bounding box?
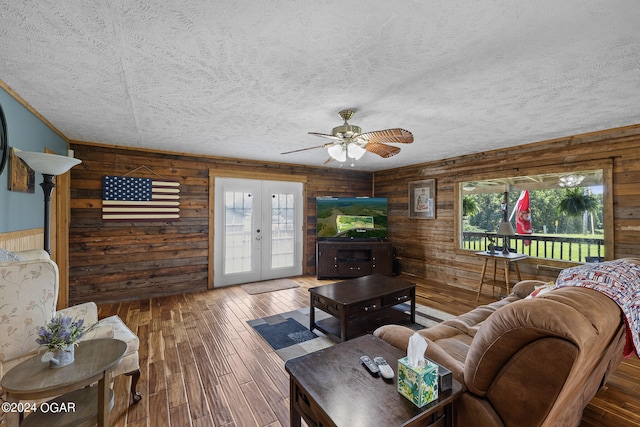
[455,162,613,263]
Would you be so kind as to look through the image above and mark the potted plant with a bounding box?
[558,187,597,217]
[36,314,86,368]
[462,195,479,217]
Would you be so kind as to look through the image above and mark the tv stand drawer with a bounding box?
[336,261,372,276]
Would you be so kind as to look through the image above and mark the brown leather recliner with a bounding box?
[374,280,626,427]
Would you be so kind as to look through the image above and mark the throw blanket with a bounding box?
[555,259,640,358]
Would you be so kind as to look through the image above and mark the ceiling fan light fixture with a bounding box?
[347,143,366,160]
[559,174,585,187]
[286,109,413,166]
[327,144,346,162]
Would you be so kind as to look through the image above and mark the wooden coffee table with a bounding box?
[285,334,462,427]
[309,274,416,342]
[1,338,126,427]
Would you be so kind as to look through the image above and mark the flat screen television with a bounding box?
[316,197,388,240]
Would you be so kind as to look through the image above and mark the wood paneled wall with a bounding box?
[0,228,43,252]
[68,142,371,305]
[374,124,640,295]
[69,123,640,304]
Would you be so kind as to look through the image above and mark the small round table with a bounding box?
[1,338,126,427]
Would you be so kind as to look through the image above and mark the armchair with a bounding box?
[0,249,141,403]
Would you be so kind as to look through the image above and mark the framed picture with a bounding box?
[409,179,435,219]
[8,147,35,193]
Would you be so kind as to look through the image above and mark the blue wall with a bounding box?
[0,87,69,233]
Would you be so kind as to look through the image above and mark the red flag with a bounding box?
[515,191,532,244]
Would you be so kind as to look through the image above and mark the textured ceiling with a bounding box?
[0,1,639,171]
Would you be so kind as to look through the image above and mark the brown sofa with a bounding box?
[374,279,626,427]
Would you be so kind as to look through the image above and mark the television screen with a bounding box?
[316,197,388,240]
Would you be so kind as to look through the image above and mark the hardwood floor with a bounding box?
[100,275,640,427]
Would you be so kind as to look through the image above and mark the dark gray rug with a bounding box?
[247,307,337,360]
[250,318,318,350]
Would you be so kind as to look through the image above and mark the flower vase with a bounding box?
[50,345,75,368]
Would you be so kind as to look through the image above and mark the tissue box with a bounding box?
[397,357,439,407]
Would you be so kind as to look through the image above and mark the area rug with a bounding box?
[247,303,455,361]
[240,278,300,295]
[247,308,337,360]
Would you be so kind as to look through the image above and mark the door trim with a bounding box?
[208,169,307,289]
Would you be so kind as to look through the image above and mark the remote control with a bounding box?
[360,355,380,376]
[374,357,394,379]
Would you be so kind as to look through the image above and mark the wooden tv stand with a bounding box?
[316,240,393,279]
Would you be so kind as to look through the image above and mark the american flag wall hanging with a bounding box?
[102,175,180,221]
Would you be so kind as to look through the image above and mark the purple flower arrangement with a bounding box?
[36,314,86,351]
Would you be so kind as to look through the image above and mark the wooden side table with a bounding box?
[285,334,462,427]
[475,251,528,301]
[1,339,126,427]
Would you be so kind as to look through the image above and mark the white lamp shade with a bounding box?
[347,143,366,160]
[14,150,81,175]
[497,221,516,236]
[327,144,346,162]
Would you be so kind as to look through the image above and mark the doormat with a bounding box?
[240,278,300,295]
[247,304,455,361]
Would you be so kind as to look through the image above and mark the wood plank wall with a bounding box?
[67,142,371,305]
[0,228,43,252]
[373,124,640,295]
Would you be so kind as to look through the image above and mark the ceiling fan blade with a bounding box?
[365,143,401,158]
[281,142,333,155]
[357,128,413,144]
[322,157,335,165]
[308,132,342,141]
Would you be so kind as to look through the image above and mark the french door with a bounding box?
[213,178,303,287]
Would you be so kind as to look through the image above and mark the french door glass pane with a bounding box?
[224,191,253,274]
[271,193,295,268]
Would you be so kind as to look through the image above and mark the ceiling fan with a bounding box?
[282,109,414,166]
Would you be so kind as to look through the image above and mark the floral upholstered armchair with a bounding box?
[0,248,142,403]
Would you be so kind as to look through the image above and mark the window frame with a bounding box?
[453,159,614,267]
